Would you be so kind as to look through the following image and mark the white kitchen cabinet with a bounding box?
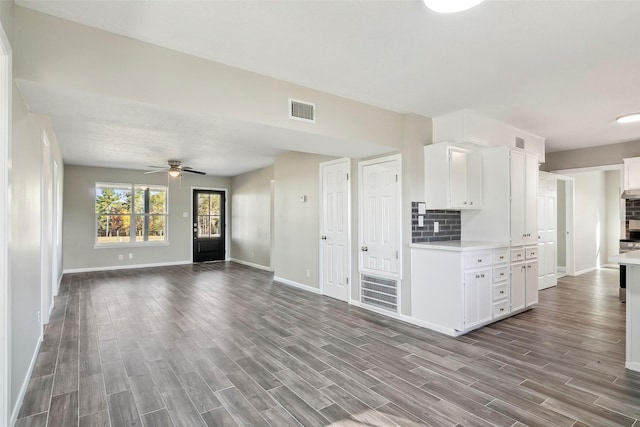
[424,143,482,210]
[463,269,492,329]
[510,150,538,246]
[410,242,513,336]
[462,146,538,246]
[623,157,640,190]
[511,248,538,311]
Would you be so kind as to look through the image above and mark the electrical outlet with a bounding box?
[118,254,123,261]
[129,253,133,259]
[306,269,310,278]
[434,221,440,233]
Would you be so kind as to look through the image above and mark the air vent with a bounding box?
[289,98,315,123]
[360,274,398,313]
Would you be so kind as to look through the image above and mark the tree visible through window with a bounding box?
[96,183,167,244]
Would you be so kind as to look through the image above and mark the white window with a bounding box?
[95,183,167,245]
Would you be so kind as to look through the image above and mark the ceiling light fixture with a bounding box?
[423,0,484,13]
[168,168,181,178]
[617,113,640,124]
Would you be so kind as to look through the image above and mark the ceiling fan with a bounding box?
[144,160,206,177]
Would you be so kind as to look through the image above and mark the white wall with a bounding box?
[10,82,64,418]
[570,171,607,273]
[230,165,274,269]
[605,170,622,263]
[63,165,230,271]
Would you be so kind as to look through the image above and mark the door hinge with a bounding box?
[395,174,398,182]
[346,173,349,180]
[346,277,349,284]
[395,251,399,259]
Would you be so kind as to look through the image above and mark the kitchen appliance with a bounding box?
[617,219,640,302]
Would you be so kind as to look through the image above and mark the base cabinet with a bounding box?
[411,244,532,336]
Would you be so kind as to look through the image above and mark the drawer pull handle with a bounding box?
[477,259,482,263]
[500,290,504,294]
[500,308,505,312]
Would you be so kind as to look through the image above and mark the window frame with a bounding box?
[94,182,169,248]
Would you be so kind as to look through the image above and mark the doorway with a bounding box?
[193,189,226,262]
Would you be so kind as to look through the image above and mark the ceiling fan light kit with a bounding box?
[423,0,484,13]
[145,160,206,177]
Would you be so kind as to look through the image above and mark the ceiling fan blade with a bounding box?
[144,169,167,174]
[182,169,206,175]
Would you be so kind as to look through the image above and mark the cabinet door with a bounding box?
[510,151,526,245]
[449,148,468,208]
[464,269,492,329]
[524,153,538,244]
[466,149,482,208]
[624,157,640,190]
[511,263,525,311]
[525,261,539,306]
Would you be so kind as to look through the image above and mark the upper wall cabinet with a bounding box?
[425,142,482,210]
[623,157,640,190]
[432,109,546,163]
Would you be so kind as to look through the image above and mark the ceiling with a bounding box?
[14,0,640,175]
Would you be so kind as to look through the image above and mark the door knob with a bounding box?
[361,246,368,252]
[321,235,327,240]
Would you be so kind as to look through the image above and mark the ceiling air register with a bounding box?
[289,98,316,123]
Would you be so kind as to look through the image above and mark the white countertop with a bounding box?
[610,250,640,266]
[410,241,508,252]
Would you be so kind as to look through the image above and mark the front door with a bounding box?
[193,190,225,262]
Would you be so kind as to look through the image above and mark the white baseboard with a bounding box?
[10,333,43,426]
[626,361,640,373]
[63,260,192,274]
[230,258,273,272]
[600,264,619,269]
[273,276,322,294]
[574,266,597,276]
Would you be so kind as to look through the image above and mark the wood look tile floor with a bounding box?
[15,263,640,427]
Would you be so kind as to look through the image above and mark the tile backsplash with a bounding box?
[411,202,461,243]
[626,199,640,221]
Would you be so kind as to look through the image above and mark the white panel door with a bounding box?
[538,176,557,290]
[360,158,400,276]
[320,159,350,302]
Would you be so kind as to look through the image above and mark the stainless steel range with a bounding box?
[618,220,640,302]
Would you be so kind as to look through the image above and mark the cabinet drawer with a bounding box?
[493,283,509,301]
[493,250,509,265]
[511,248,525,263]
[493,300,510,318]
[493,266,508,283]
[526,247,538,259]
[464,253,492,269]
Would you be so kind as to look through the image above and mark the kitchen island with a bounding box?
[610,251,640,372]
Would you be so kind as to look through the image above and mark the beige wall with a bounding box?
[272,152,336,288]
[13,6,405,155]
[230,165,274,269]
[543,140,640,171]
[63,165,230,271]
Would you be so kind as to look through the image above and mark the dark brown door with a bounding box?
[193,190,225,262]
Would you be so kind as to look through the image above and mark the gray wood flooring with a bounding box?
[15,263,640,426]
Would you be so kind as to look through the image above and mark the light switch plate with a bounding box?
[418,203,426,215]
[418,215,424,227]
[299,195,307,203]
[434,221,440,233]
